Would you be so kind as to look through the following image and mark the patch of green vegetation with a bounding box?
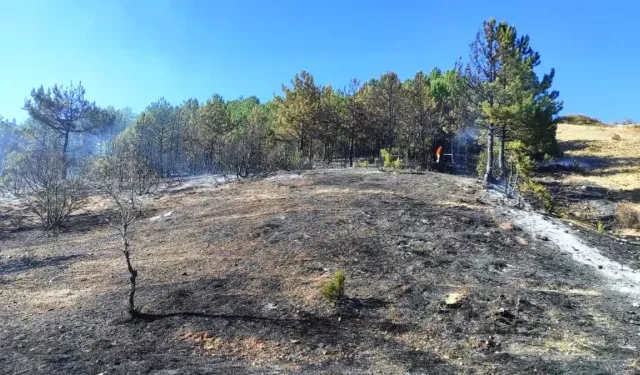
[557,114,603,126]
[597,220,604,233]
[321,270,346,305]
[380,148,403,170]
[522,181,555,213]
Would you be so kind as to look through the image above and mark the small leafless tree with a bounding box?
[96,143,154,316]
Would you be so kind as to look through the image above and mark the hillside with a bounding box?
[556,123,640,191]
[1,169,639,374]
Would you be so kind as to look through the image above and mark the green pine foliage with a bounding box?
[321,270,346,305]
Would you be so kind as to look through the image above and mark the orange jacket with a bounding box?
[436,146,443,156]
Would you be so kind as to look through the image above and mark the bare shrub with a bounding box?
[1,148,82,232]
[612,133,622,141]
[616,203,640,229]
[622,118,636,126]
[95,142,155,316]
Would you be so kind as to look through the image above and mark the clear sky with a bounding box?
[0,0,638,123]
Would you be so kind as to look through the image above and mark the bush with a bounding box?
[622,118,636,126]
[380,149,393,168]
[392,158,403,169]
[612,133,622,141]
[358,160,369,168]
[321,270,346,305]
[1,149,82,232]
[597,220,604,233]
[557,114,602,126]
[616,203,640,229]
[380,149,403,170]
[522,181,554,213]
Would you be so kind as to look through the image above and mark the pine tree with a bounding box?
[274,71,321,160]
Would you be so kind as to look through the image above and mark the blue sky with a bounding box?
[0,0,638,123]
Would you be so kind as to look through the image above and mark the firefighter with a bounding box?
[435,145,443,163]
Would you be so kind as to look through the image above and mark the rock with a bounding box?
[632,302,639,308]
[444,292,466,306]
[598,265,604,270]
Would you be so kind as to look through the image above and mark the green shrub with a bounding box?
[380,149,393,168]
[597,220,604,233]
[557,114,602,126]
[321,270,346,304]
[506,141,535,178]
[392,158,403,169]
[522,181,554,213]
[380,149,403,169]
[358,160,369,168]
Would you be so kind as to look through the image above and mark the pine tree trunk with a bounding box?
[484,126,495,184]
[498,126,506,178]
[348,132,355,167]
[61,131,70,179]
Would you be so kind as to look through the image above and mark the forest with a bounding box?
[6,16,640,375]
[0,18,562,231]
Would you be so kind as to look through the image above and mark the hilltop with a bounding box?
[1,169,639,374]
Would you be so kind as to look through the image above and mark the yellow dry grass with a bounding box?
[556,123,640,190]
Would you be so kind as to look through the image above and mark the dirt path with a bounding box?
[488,190,640,298]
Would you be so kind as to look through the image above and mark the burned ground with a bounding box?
[1,169,639,374]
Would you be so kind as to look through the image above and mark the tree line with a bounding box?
[0,18,562,229]
[0,18,564,314]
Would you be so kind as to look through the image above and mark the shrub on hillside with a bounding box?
[622,118,636,126]
[522,181,555,213]
[1,149,83,232]
[321,270,346,305]
[557,114,603,126]
[612,133,622,141]
[616,203,640,229]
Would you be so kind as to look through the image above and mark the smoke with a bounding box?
[453,125,480,146]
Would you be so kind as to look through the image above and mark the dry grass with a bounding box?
[616,202,640,229]
[556,123,640,190]
[1,170,638,374]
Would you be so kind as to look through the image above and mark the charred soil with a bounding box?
[1,169,639,374]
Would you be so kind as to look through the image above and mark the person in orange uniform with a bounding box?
[435,145,443,163]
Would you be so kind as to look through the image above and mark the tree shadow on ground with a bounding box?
[558,140,592,152]
[0,254,83,275]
